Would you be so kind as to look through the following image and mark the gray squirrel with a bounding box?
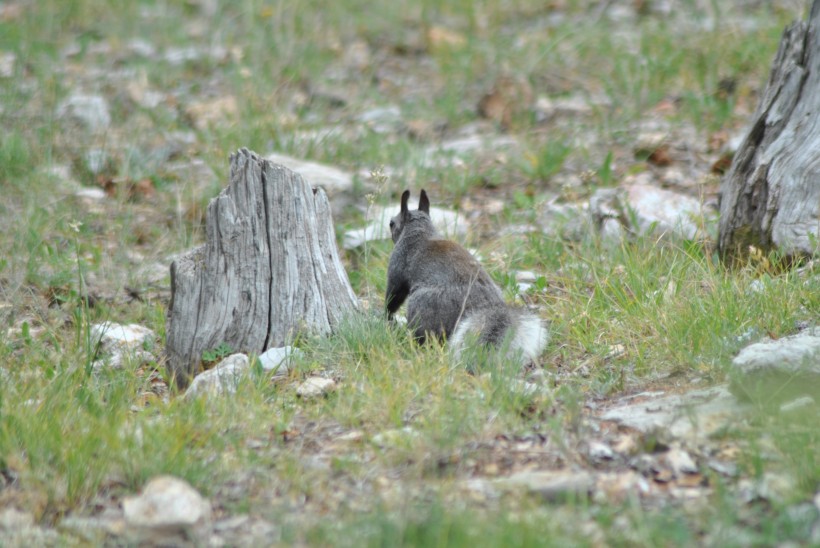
[385,189,548,363]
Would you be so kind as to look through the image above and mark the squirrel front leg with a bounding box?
[385,266,409,320]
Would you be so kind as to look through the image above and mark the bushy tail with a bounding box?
[450,307,549,365]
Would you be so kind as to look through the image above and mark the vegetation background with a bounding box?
[0,0,817,545]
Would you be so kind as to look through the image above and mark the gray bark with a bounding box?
[718,3,820,260]
[166,148,358,387]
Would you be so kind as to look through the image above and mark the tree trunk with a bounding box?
[166,148,358,388]
[718,3,820,261]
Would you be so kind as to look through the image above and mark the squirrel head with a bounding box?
[389,189,433,243]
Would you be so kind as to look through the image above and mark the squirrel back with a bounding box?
[385,190,548,364]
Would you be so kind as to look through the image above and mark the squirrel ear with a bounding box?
[418,189,430,214]
[400,190,410,213]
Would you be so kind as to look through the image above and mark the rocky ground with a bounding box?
[1,0,818,546]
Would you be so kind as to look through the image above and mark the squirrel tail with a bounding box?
[450,307,549,364]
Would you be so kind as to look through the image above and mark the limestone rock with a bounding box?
[122,476,211,543]
[0,51,15,78]
[265,152,353,193]
[422,134,519,169]
[343,203,468,249]
[590,181,712,241]
[600,385,748,442]
[534,94,608,120]
[495,470,595,502]
[91,322,156,370]
[0,507,34,530]
[211,514,278,546]
[729,327,820,403]
[92,322,155,354]
[357,105,404,134]
[538,200,588,241]
[780,395,816,413]
[58,509,127,543]
[258,345,301,376]
[663,447,698,477]
[588,441,615,462]
[296,377,336,399]
[57,94,111,132]
[184,353,250,398]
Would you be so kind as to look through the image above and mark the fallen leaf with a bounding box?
[676,473,706,488]
[711,153,733,174]
[647,146,672,166]
[653,468,674,483]
[651,98,678,116]
[478,75,533,128]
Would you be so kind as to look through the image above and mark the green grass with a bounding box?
[0,0,817,545]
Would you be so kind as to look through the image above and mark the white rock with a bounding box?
[600,385,748,442]
[0,51,16,78]
[59,509,126,542]
[623,183,706,239]
[534,94,606,119]
[163,45,227,65]
[737,472,797,504]
[707,459,737,477]
[517,282,532,293]
[0,507,34,530]
[634,131,668,153]
[57,94,111,132]
[515,270,538,283]
[185,354,249,398]
[75,187,108,200]
[296,377,336,399]
[733,327,820,369]
[342,223,386,249]
[495,470,595,501]
[589,182,713,241]
[91,322,155,354]
[588,441,615,461]
[343,203,468,249]
[730,327,820,403]
[266,153,353,192]
[539,200,588,240]
[664,447,698,476]
[779,395,816,413]
[441,135,517,154]
[357,105,403,134]
[123,476,211,541]
[258,346,301,376]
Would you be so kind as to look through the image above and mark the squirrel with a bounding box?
[385,189,548,364]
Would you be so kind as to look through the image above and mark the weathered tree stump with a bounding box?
[166,148,358,387]
[719,2,820,261]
